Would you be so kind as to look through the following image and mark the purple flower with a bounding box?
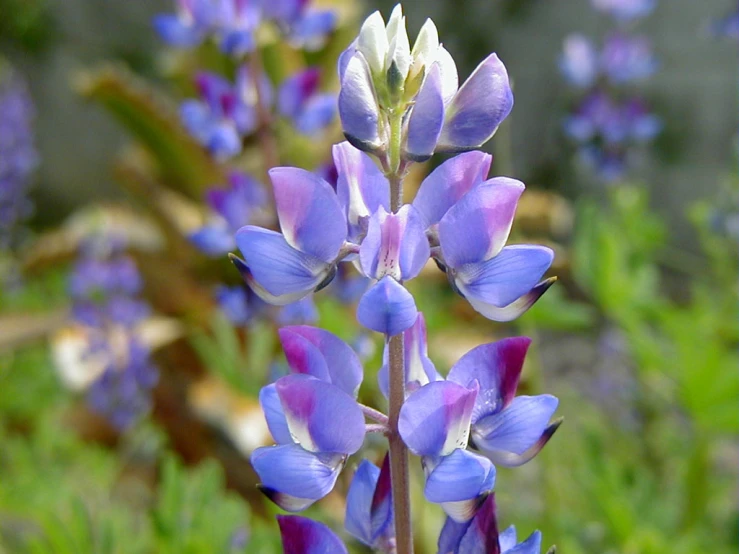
[436,181,555,321]
[189,171,266,256]
[215,285,254,325]
[708,9,739,40]
[377,312,442,397]
[233,167,349,305]
[277,296,319,325]
[590,0,656,21]
[438,493,545,554]
[87,336,159,430]
[277,515,348,554]
[263,0,338,50]
[0,72,37,252]
[338,6,513,159]
[345,455,395,550]
[181,68,266,160]
[356,204,429,335]
[251,326,365,511]
[559,34,599,88]
[277,69,336,135]
[153,0,213,48]
[399,336,560,521]
[601,33,658,84]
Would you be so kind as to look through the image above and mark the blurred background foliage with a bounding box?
[0,0,736,553]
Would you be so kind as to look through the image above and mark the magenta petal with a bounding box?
[438,493,501,554]
[412,151,492,227]
[235,227,331,302]
[339,52,382,152]
[438,179,525,268]
[456,245,554,309]
[356,276,418,336]
[447,337,531,421]
[275,374,365,454]
[333,141,390,240]
[279,325,364,397]
[278,515,349,554]
[269,167,346,263]
[472,395,560,466]
[359,205,430,282]
[251,445,344,506]
[437,53,514,152]
[399,380,478,457]
[405,63,445,162]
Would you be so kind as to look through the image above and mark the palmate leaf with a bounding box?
[76,65,225,200]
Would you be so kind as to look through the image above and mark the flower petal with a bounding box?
[412,151,493,227]
[276,374,366,454]
[235,227,330,301]
[153,14,204,47]
[447,337,531,422]
[399,380,478,457]
[405,63,445,162]
[425,449,495,510]
[456,245,554,309]
[359,205,430,281]
[465,277,556,322]
[279,325,364,397]
[438,179,525,268]
[378,312,441,397]
[345,460,380,545]
[294,94,337,135]
[506,531,543,554]
[269,167,346,263]
[229,253,319,306]
[259,384,293,445]
[339,52,382,151]
[278,516,349,554]
[472,395,560,465]
[435,46,459,105]
[188,222,235,256]
[356,276,418,336]
[499,526,518,552]
[437,492,500,554]
[278,68,321,119]
[437,53,513,152]
[333,141,390,240]
[251,445,344,505]
[356,11,388,75]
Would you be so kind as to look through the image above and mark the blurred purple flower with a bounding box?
[591,0,656,22]
[181,68,270,160]
[559,34,599,88]
[0,72,37,252]
[601,33,658,84]
[277,69,337,135]
[87,336,159,430]
[190,171,267,255]
[277,296,319,325]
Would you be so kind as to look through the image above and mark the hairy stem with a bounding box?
[388,332,412,554]
[359,403,389,425]
[386,105,413,553]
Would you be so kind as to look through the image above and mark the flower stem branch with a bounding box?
[365,423,390,435]
[359,403,389,425]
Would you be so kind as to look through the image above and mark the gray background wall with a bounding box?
[11,0,739,249]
